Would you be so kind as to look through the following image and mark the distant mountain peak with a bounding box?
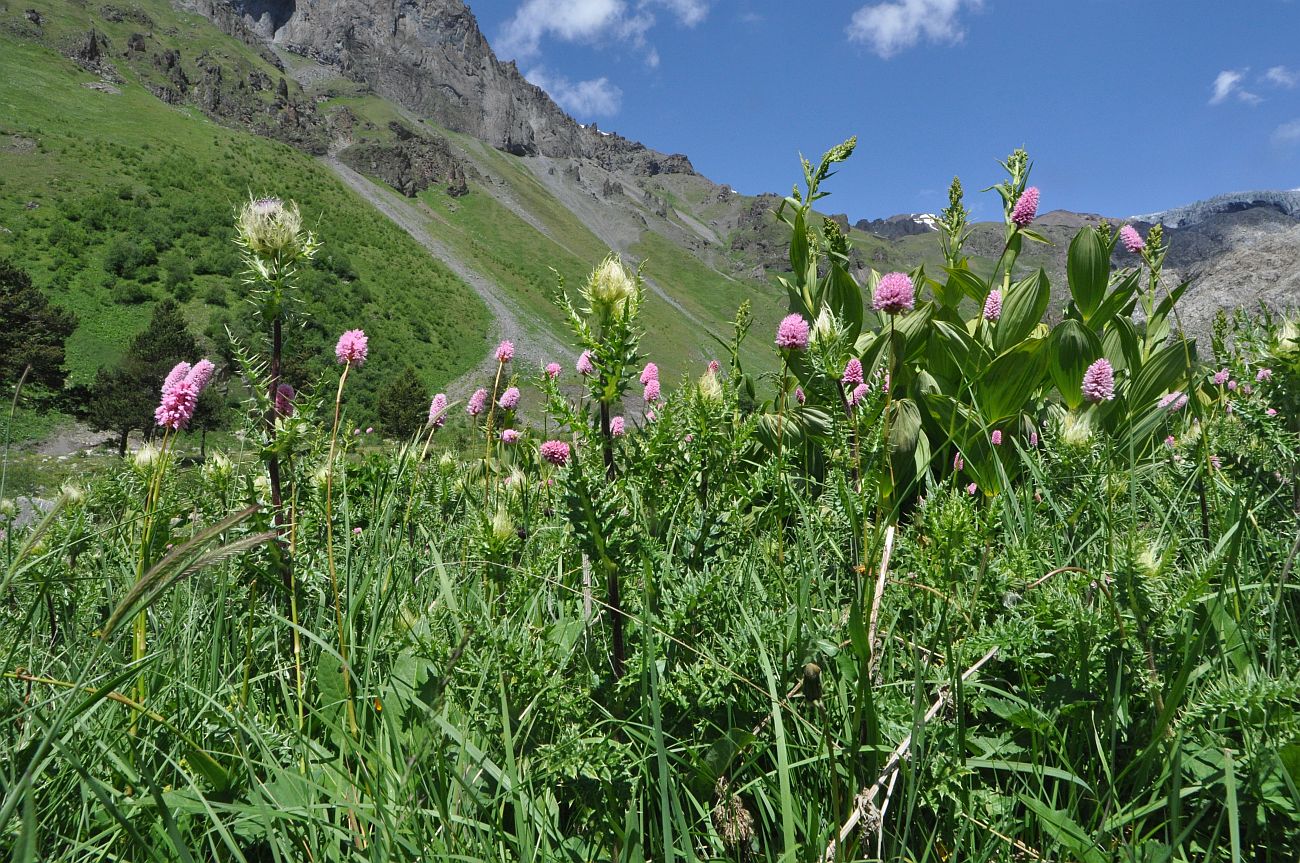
[853,212,940,240]
[1131,190,1300,229]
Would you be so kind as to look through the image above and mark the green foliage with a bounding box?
[0,258,77,394]
[376,364,429,439]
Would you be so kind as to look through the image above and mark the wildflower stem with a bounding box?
[324,362,359,736]
[267,314,289,588]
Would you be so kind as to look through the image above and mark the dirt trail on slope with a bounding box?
[321,156,571,389]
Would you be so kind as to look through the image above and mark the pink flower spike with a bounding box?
[643,379,661,403]
[1030,431,1038,447]
[365,426,374,434]
[352,527,362,535]
[1267,408,1278,417]
[953,452,964,471]
[495,340,514,363]
[849,382,869,407]
[872,272,915,314]
[610,416,626,437]
[795,386,806,405]
[1011,186,1039,227]
[966,482,978,495]
[707,360,721,375]
[1227,380,1238,391]
[276,383,296,418]
[639,362,659,385]
[842,357,864,386]
[1257,368,1273,382]
[576,350,595,376]
[539,439,570,466]
[163,362,191,392]
[1119,225,1145,254]
[1212,368,1229,386]
[498,387,521,410]
[428,393,448,427]
[335,329,368,366]
[1082,358,1116,402]
[500,428,520,444]
[1164,435,1176,448]
[466,388,488,417]
[775,314,811,351]
[982,289,1002,322]
[185,359,215,391]
[545,362,562,379]
[991,430,1003,446]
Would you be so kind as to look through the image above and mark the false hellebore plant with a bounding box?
[770,142,1197,517]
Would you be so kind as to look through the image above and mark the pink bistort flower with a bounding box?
[640,362,659,385]
[775,314,810,350]
[335,329,368,366]
[539,440,571,466]
[849,382,869,407]
[500,428,520,444]
[991,430,1003,446]
[1213,368,1230,386]
[872,272,915,314]
[707,360,721,374]
[495,340,514,363]
[795,386,806,405]
[545,362,562,379]
[610,416,626,437]
[576,350,595,376]
[498,387,521,410]
[154,358,216,430]
[428,393,448,427]
[1082,358,1116,402]
[1120,225,1145,253]
[643,379,661,403]
[982,289,1002,322]
[1011,187,1039,227]
[842,357,864,386]
[953,452,964,471]
[1257,368,1273,382]
[466,388,488,417]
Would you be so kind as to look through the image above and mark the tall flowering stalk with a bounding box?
[135,359,214,704]
[234,196,318,579]
[871,273,914,519]
[325,328,367,735]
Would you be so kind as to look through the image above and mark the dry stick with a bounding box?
[823,645,1000,862]
[866,524,895,676]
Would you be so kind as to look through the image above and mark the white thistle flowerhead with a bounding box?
[59,484,85,506]
[1058,412,1094,448]
[252,474,272,503]
[132,443,161,473]
[0,498,16,519]
[810,307,844,348]
[491,505,515,543]
[698,369,723,403]
[202,452,233,484]
[237,196,310,260]
[438,451,457,474]
[585,254,636,319]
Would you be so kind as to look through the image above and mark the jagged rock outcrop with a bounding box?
[187,0,697,178]
[854,213,939,240]
[339,122,470,198]
[1132,190,1300,229]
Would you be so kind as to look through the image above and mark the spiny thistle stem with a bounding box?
[266,313,289,587]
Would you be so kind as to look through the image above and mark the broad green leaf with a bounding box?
[1067,227,1108,318]
[1022,796,1107,863]
[977,339,1048,424]
[941,266,987,307]
[1128,338,1196,415]
[995,269,1050,352]
[1049,319,1103,410]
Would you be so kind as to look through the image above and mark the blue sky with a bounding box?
[473,0,1300,222]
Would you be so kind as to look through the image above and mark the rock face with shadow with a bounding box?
[188,0,696,176]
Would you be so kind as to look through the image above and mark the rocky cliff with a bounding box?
[186,0,697,176]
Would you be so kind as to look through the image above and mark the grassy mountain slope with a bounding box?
[0,23,491,401]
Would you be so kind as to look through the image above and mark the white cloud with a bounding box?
[1273,119,1300,148]
[1265,65,1298,88]
[526,67,623,117]
[498,0,708,60]
[845,0,979,59]
[1209,69,1261,105]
